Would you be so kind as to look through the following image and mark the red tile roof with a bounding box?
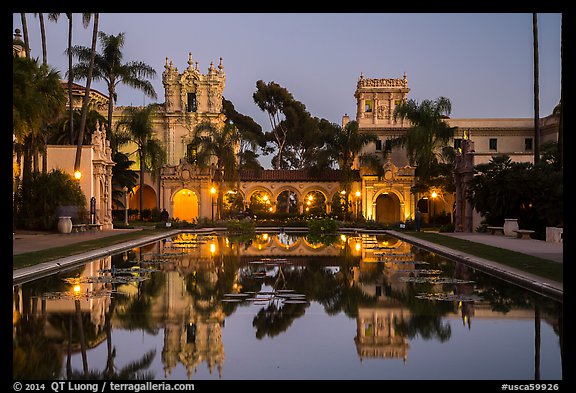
[239,169,359,182]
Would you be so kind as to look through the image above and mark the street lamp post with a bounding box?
[211,187,216,221]
[123,186,129,226]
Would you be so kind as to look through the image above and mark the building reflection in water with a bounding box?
[13,232,563,380]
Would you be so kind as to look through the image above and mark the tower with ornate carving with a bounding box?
[159,53,227,221]
[354,74,417,224]
[355,73,410,129]
[161,52,226,166]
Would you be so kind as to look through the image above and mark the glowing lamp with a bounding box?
[74,170,82,180]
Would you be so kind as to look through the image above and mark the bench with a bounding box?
[513,229,535,240]
[487,226,504,235]
[71,223,102,233]
[72,224,88,233]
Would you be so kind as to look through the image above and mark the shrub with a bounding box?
[14,169,87,230]
[306,217,339,234]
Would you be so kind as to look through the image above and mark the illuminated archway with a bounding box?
[173,188,199,222]
[303,191,326,215]
[129,184,157,211]
[276,189,299,214]
[375,192,401,224]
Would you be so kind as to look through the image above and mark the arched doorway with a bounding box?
[276,190,299,214]
[173,188,199,222]
[375,192,401,224]
[129,184,157,211]
[303,191,326,215]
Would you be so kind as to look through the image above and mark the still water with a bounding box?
[13,232,563,380]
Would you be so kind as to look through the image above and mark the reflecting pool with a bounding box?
[13,232,563,380]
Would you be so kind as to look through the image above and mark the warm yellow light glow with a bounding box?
[306,201,311,206]
[305,207,309,212]
[340,190,346,195]
[210,243,216,253]
[74,170,81,180]
[340,234,346,242]
[355,190,361,198]
[355,243,361,252]
[269,207,273,212]
[263,195,268,201]
[308,195,313,201]
[211,187,216,194]
[73,285,81,294]
[262,233,268,240]
[431,191,438,199]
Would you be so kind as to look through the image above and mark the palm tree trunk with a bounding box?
[39,13,47,64]
[534,302,541,380]
[20,13,30,59]
[533,13,540,164]
[75,299,89,377]
[74,13,99,174]
[38,13,50,174]
[67,14,74,145]
[557,15,563,171]
[107,85,115,136]
[139,151,145,221]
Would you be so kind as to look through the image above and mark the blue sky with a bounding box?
[13,12,562,136]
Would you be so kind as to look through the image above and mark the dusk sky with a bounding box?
[13,12,562,164]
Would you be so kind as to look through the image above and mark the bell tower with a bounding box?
[354,73,410,129]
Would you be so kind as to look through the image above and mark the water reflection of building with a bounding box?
[355,305,410,362]
[152,243,225,379]
[13,256,112,347]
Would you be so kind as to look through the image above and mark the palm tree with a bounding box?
[74,13,99,177]
[46,106,106,145]
[392,96,456,185]
[191,122,241,220]
[533,13,541,164]
[326,120,377,220]
[115,104,165,220]
[19,13,30,59]
[13,57,66,187]
[35,12,61,173]
[69,31,157,137]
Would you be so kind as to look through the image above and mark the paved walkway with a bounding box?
[12,228,144,255]
[13,228,563,300]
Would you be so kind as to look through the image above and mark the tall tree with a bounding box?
[73,13,99,178]
[191,122,241,220]
[325,120,377,220]
[557,15,563,171]
[66,13,74,145]
[282,100,323,169]
[252,80,293,169]
[222,97,266,173]
[13,57,66,186]
[69,31,157,138]
[392,96,456,186]
[34,13,47,64]
[533,13,541,164]
[20,13,30,59]
[115,104,165,220]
